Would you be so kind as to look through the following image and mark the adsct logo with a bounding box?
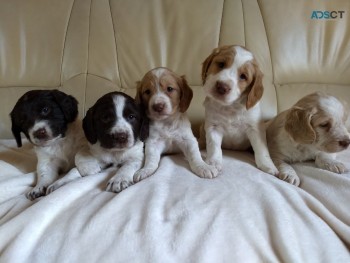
[311,10,345,19]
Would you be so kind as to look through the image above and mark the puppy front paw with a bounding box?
[206,158,222,173]
[106,176,133,193]
[317,160,347,174]
[26,185,47,200]
[133,168,155,183]
[255,157,279,176]
[46,180,67,194]
[77,161,101,177]
[277,172,300,186]
[192,162,218,179]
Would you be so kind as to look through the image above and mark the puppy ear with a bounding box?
[11,121,23,147]
[246,64,264,110]
[201,48,219,84]
[135,81,143,105]
[82,108,97,144]
[51,90,79,123]
[178,76,193,113]
[285,107,316,144]
[139,113,149,142]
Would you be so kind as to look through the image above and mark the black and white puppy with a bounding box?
[10,89,84,200]
[51,91,149,193]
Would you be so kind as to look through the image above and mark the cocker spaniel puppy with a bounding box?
[10,90,84,200]
[266,92,350,186]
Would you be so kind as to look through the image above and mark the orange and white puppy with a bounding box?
[267,92,350,186]
[134,67,218,182]
[200,45,278,175]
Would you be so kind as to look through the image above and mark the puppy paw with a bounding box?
[77,161,101,177]
[106,176,133,193]
[206,158,222,173]
[133,168,155,183]
[317,160,347,174]
[277,172,300,186]
[46,180,66,194]
[256,156,279,175]
[192,162,218,179]
[26,186,47,200]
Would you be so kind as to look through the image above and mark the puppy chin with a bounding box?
[319,141,349,153]
[147,110,171,121]
[206,90,240,106]
[31,135,62,147]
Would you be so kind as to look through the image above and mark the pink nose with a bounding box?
[215,81,230,95]
[152,103,165,113]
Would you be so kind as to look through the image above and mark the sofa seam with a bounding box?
[218,0,225,46]
[108,0,122,90]
[59,0,76,87]
[83,0,92,114]
[241,0,246,46]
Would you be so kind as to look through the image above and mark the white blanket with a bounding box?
[0,139,349,263]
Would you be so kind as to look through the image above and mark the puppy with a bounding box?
[134,67,218,182]
[10,89,84,200]
[49,91,149,193]
[200,45,278,175]
[266,92,350,186]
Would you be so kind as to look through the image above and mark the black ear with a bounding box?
[10,108,23,147]
[51,90,78,123]
[139,113,149,142]
[82,108,97,144]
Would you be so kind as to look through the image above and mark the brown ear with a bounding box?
[135,81,142,105]
[201,48,219,84]
[285,107,316,144]
[178,75,193,113]
[246,64,264,109]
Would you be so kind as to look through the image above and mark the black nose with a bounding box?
[112,132,128,143]
[215,81,230,95]
[152,103,165,113]
[33,128,47,139]
[339,139,350,148]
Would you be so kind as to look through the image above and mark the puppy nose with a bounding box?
[33,128,47,139]
[112,132,128,143]
[152,103,165,113]
[215,81,230,95]
[339,138,350,148]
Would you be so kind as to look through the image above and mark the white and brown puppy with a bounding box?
[200,45,278,175]
[50,92,149,193]
[10,90,84,200]
[134,67,218,182]
[267,92,350,186]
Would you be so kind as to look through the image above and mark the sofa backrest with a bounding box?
[1,0,349,138]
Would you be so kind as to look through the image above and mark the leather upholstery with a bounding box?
[0,0,349,138]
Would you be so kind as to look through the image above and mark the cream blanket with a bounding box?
[0,139,349,263]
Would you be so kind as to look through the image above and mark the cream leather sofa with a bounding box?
[1,0,349,138]
[1,1,350,262]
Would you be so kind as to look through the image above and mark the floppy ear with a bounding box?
[285,107,316,144]
[51,90,79,123]
[246,64,264,110]
[135,81,143,105]
[139,113,149,142]
[9,107,23,147]
[201,48,219,84]
[82,108,97,144]
[178,76,193,113]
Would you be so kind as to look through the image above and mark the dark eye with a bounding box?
[167,86,174,92]
[217,62,225,69]
[144,89,151,95]
[101,113,113,123]
[128,114,136,120]
[319,121,330,129]
[239,74,247,81]
[41,106,51,116]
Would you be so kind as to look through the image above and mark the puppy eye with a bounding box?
[217,62,225,69]
[239,74,247,81]
[101,114,113,123]
[41,106,51,116]
[319,122,330,129]
[144,89,151,95]
[127,114,136,120]
[167,86,174,92]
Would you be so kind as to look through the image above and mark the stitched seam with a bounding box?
[256,0,278,110]
[241,0,246,46]
[84,0,92,114]
[108,0,122,90]
[60,0,75,87]
[218,0,225,46]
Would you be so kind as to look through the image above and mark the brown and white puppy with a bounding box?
[10,90,85,200]
[134,67,218,182]
[200,45,278,175]
[47,92,149,194]
[267,92,350,186]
